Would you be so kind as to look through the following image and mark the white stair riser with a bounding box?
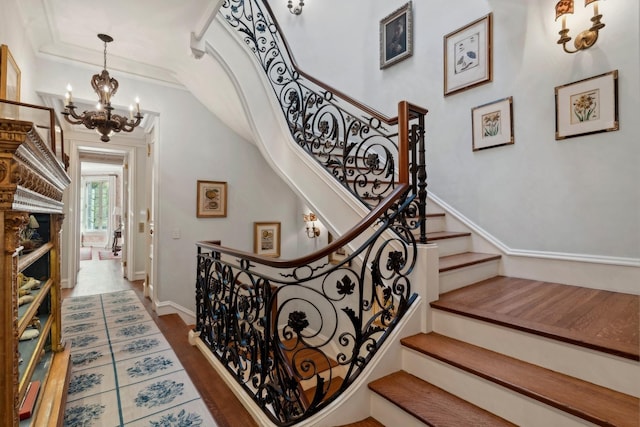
[369,392,428,427]
[402,350,599,427]
[439,260,500,293]
[431,310,640,398]
[426,216,446,233]
[432,236,471,257]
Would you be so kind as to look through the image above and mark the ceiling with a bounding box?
[16,0,214,85]
[14,0,254,142]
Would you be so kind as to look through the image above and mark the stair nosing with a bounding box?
[430,297,639,361]
[369,370,516,426]
[401,332,639,427]
[439,252,501,273]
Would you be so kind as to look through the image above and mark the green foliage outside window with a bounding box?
[83,180,109,230]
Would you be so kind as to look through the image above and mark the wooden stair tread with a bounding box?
[439,252,501,272]
[335,416,385,427]
[426,230,471,241]
[369,370,516,427]
[402,332,639,427]
[430,276,640,360]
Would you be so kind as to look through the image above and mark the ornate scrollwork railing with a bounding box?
[196,185,417,425]
[221,0,428,235]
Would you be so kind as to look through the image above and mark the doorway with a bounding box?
[79,157,124,262]
[64,138,139,291]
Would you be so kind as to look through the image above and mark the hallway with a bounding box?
[62,252,258,427]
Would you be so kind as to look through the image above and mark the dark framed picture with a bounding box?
[254,222,281,258]
[196,180,227,218]
[444,13,492,96]
[0,44,21,102]
[472,96,514,151]
[555,70,619,140]
[380,2,413,69]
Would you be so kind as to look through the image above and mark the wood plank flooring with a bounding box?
[431,276,640,360]
[62,251,258,427]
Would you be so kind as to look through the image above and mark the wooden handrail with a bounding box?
[197,183,409,268]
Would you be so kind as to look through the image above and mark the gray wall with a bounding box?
[272,0,640,260]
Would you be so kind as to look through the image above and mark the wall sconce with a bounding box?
[287,0,304,15]
[303,212,320,238]
[555,0,605,54]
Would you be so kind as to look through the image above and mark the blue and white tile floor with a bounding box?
[62,290,217,426]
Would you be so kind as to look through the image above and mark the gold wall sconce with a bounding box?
[303,212,320,238]
[555,0,605,54]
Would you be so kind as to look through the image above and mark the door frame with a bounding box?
[64,135,139,288]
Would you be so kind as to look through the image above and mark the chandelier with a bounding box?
[62,34,142,142]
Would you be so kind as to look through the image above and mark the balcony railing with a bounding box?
[221,0,428,243]
[196,185,418,425]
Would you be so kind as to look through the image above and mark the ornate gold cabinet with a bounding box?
[0,112,70,426]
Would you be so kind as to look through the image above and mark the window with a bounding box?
[83,179,109,231]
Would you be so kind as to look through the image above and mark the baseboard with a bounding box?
[154,300,196,325]
[132,270,145,281]
[428,192,640,293]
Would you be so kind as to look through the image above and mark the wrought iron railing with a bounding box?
[221,0,428,243]
[196,185,417,426]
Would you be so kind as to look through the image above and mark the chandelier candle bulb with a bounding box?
[129,105,134,119]
[135,97,140,114]
[66,84,73,103]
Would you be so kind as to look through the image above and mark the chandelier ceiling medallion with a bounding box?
[63,34,142,142]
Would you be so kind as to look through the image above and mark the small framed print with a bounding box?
[555,70,619,140]
[444,13,492,96]
[254,222,281,258]
[0,44,21,101]
[380,2,413,69]
[196,180,227,218]
[472,96,514,151]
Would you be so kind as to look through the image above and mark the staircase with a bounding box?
[341,209,640,427]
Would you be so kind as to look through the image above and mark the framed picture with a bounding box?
[0,44,21,101]
[555,70,619,140]
[380,2,413,69]
[254,222,281,258]
[444,13,492,96]
[472,96,514,151]
[196,180,227,218]
[328,232,350,266]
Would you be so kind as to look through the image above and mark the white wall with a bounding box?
[271,0,640,261]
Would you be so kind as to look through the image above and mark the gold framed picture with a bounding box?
[555,70,619,140]
[254,222,281,258]
[444,13,492,96]
[0,44,21,101]
[196,180,227,218]
[328,232,350,266]
[471,96,514,151]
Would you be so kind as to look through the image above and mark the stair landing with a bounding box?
[431,276,640,360]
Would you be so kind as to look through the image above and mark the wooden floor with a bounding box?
[431,276,640,360]
[62,248,258,427]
